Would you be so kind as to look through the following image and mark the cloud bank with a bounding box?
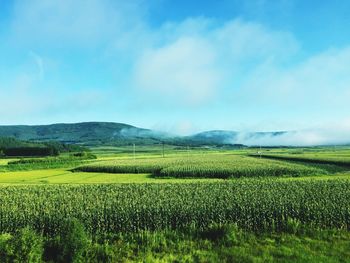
[132,18,299,106]
[230,121,350,146]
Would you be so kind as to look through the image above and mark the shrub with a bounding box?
[44,219,88,263]
[0,228,43,263]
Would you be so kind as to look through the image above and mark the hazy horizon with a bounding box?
[1,0,350,143]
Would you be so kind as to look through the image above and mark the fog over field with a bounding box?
[232,126,350,146]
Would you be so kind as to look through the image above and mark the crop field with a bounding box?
[1,146,350,261]
[252,147,350,165]
[0,168,350,185]
[74,154,346,178]
[257,152,350,166]
[0,179,349,236]
[0,169,225,184]
[0,154,97,172]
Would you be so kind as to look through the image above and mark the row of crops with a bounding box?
[74,154,336,178]
[0,155,97,171]
[254,153,350,167]
[0,179,349,236]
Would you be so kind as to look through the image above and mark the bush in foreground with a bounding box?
[0,228,43,263]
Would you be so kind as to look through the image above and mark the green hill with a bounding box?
[0,122,162,146]
[0,122,289,147]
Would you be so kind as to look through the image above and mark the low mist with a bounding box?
[230,127,350,147]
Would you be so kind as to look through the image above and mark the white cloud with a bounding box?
[238,46,350,112]
[134,36,221,105]
[133,18,298,106]
[212,19,298,62]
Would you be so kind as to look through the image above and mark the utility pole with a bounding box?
[260,145,262,158]
[133,143,136,161]
[162,142,165,158]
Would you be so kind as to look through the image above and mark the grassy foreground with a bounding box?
[1,221,349,263]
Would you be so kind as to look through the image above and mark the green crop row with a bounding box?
[253,153,350,167]
[0,179,349,236]
[0,154,97,171]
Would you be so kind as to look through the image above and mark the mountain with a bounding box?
[0,122,161,145]
[0,122,288,146]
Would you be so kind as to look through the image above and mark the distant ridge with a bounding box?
[0,122,288,146]
[0,122,151,145]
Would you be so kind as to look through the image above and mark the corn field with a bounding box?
[0,179,349,236]
[75,155,332,178]
[255,153,350,167]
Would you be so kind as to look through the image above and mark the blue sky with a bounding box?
[1,0,350,136]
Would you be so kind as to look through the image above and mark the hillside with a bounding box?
[0,122,158,145]
[0,122,289,146]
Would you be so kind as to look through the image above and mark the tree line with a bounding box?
[0,137,87,157]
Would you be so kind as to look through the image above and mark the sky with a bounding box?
[1,0,350,138]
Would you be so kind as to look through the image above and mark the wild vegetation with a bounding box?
[1,221,349,262]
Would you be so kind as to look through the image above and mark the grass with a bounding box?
[1,223,349,263]
[119,225,350,263]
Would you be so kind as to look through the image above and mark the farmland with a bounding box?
[74,154,346,178]
[256,150,350,167]
[0,146,350,262]
[1,180,350,235]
